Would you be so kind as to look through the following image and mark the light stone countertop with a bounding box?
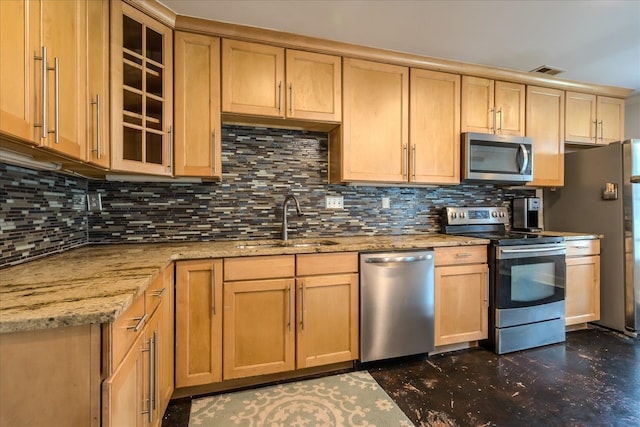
[0,234,488,334]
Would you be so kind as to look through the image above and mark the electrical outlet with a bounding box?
[325,196,344,209]
[382,197,390,209]
[87,193,102,212]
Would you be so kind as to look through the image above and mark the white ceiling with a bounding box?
[160,0,640,96]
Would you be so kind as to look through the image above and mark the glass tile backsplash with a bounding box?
[1,125,534,266]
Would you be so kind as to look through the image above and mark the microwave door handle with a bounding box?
[518,144,529,174]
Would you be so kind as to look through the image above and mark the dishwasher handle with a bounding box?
[364,254,431,264]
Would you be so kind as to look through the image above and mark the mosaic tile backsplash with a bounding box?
[1,125,534,266]
[0,163,88,267]
[87,125,534,243]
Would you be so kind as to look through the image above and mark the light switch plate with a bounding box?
[382,197,390,209]
[87,193,102,211]
[325,196,344,209]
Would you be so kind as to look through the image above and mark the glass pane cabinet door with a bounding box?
[111,1,173,175]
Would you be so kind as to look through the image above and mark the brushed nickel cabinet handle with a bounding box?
[167,125,173,172]
[91,94,101,159]
[403,144,408,179]
[287,284,292,332]
[412,144,417,180]
[127,313,147,332]
[289,82,293,114]
[51,57,59,143]
[300,282,305,330]
[490,108,495,133]
[593,120,598,141]
[34,46,48,139]
[211,268,216,316]
[212,129,216,174]
[278,81,282,113]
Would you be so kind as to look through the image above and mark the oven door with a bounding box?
[495,243,566,309]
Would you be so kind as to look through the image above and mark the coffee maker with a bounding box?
[512,197,542,231]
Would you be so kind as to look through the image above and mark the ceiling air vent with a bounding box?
[530,65,566,76]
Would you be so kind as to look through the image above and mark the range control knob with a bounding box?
[460,212,465,218]
[491,211,498,218]
[499,211,506,218]
[451,212,457,219]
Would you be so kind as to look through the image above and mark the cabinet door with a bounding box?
[526,86,565,187]
[461,76,494,134]
[111,1,173,175]
[174,32,221,178]
[175,259,223,387]
[223,278,295,379]
[0,0,39,144]
[598,96,625,144]
[565,91,597,143]
[285,49,341,122]
[38,0,86,159]
[296,273,359,368]
[434,263,488,346]
[103,331,145,427]
[410,69,460,184]
[221,39,285,117]
[565,255,600,326]
[341,58,409,182]
[494,81,525,136]
[86,0,110,168]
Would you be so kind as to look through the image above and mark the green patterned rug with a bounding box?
[189,371,414,426]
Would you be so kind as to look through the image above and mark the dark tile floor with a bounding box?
[162,326,640,427]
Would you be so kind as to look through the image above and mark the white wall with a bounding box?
[626,93,640,139]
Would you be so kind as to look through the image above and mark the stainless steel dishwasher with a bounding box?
[360,250,435,362]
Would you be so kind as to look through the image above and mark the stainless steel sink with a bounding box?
[235,240,338,249]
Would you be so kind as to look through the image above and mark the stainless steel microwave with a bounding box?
[462,132,533,184]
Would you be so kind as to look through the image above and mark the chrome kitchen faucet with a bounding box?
[281,195,303,240]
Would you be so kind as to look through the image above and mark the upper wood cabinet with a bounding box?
[221,39,341,123]
[285,49,342,122]
[330,58,409,183]
[86,0,110,168]
[0,0,39,144]
[409,69,461,184]
[174,32,221,178]
[175,259,223,388]
[110,0,173,175]
[0,0,86,160]
[526,86,565,187]
[461,76,525,136]
[565,91,625,144]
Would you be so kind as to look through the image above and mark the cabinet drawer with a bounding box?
[296,252,358,276]
[566,239,600,257]
[434,245,487,266]
[224,255,295,281]
[145,271,167,317]
[108,294,146,373]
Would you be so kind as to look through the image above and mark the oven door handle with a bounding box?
[500,246,564,254]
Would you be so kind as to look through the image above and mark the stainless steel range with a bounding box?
[443,206,567,354]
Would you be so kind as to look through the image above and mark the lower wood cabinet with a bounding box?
[102,265,174,427]
[222,255,296,380]
[565,239,601,326]
[433,246,489,346]
[175,259,223,387]
[296,253,359,369]
[0,324,101,427]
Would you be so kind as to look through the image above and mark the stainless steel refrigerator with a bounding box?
[544,140,640,336]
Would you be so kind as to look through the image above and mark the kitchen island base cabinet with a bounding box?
[434,246,488,346]
[0,324,101,427]
[175,259,223,387]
